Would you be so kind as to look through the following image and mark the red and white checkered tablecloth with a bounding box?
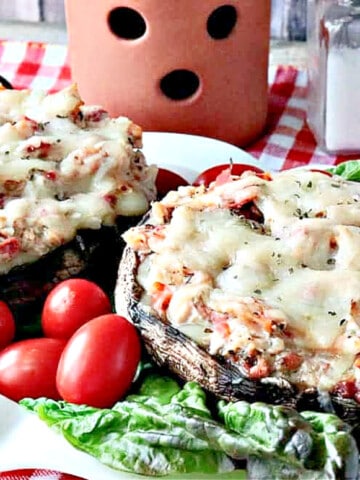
[0,39,358,173]
[0,469,85,479]
[0,41,70,93]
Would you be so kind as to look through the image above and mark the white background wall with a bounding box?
[0,0,307,40]
[0,0,65,23]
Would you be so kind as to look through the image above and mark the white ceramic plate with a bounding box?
[142,131,259,183]
[0,133,254,479]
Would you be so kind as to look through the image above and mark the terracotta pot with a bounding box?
[65,0,270,146]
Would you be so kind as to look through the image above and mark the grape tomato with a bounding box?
[42,278,112,339]
[0,301,15,350]
[56,314,141,408]
[156,168,189,198]
[0,337,66,401]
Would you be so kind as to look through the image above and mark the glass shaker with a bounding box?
[307,0,360,153]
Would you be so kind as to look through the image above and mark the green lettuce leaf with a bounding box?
[327,160,360,181]
[218,400,313,467]
[235,407,359,480]
[20,375,359,479]
[21,376,235,477]
[300,411,359,477]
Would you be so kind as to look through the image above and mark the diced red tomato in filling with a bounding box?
[329,236,338,250]
[280,352,303,372]
[0,238,20,258]
[44,171,57,181]
[243,356,272,380]
[103,194,117,207]
[332,379,357,399]
[151,282,173,315]
[4,180,24,193]
[26,141,52,158]
[84,108,107,122]
[331,356,360,403]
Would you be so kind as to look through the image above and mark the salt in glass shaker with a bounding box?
[307,0,360,153]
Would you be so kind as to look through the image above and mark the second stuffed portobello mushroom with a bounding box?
[0,84,157,326]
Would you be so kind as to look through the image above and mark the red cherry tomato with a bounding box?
[193,163,265,187]
[42,279,112,339]
[56,314,141,408]
[156,168,189,199]
[0,337,66,401]
[0,301,15,350]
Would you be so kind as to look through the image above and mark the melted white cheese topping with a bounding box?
[0,84,157,274]
[125,169,360,390]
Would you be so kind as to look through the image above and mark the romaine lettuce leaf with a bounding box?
[20,375,359,479]
[219,402,359,479]
[327,160,360,180]
[21,376,235,476]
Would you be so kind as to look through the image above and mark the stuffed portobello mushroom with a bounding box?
[116,168,360,426]
[0,84,157,325]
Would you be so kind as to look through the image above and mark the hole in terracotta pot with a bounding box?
[108,7,146,40]
[160,70,200,101]
[207,5,238,39]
